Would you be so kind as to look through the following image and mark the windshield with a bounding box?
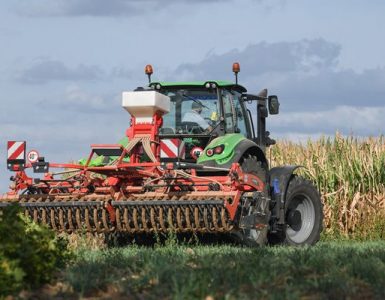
[159,88,220,134]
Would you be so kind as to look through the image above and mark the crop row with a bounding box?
[270,133,385,239]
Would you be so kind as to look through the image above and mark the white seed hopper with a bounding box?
[122,90,170,123]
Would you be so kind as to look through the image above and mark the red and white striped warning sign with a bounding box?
[160,139,185,159]
[7,141,26,161]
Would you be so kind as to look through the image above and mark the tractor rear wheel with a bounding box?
[270,176,323,246]
[235,155,270,247]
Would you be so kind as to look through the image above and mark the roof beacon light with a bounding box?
[232,62,240,85]
[145,64,153,84]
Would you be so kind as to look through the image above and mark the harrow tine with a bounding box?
[33,208,38,223]
[76,208,82,230]
[41,208,47,225]
[150,207,157,232]
[102,209,110,232]
[203,207,209,231]
[123,208,131,232]
[93,208,101,233]
[116,208,122,231]
[167,207,174,231]
[194,206,200,230]
[212,206,219,231]
[141,207,148,232]
[184,206,192,230]
[133,208,140,231]
[85,208,92,232]
[67,208,74,231]
[59,208,65,231]
[159,207,167,231]
[50,208,57,231]
[176,207,183,231]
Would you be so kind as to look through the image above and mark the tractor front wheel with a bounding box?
[271,176,323,246]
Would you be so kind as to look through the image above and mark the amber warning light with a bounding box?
[232,62,240,84]
[145,64,153,83]
[232,62,240,73]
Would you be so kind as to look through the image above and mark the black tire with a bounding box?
[234,155,270,247]
[270,176,323,246]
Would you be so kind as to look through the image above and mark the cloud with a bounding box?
[14,0,233,17]
[32,85,121,112]
[275,68,385,110]
[269,105,385,137]
[175,38,340,80]
[173,39,385,111]
[111,67,134,79]
[169,38,385,136]
[16,59,104,84]
[62,85,113,110]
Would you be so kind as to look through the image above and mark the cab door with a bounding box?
[221,89,254,139]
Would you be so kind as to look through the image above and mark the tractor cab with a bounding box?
[148,77,279,162]
[148,81,251,162]
[151,81,249,136]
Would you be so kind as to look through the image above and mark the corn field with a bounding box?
[269,133,385,239]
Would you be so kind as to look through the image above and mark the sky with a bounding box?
[0,0,385,192]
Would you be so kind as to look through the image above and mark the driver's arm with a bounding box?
[195,116,210,131]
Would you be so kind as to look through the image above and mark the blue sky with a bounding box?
[1,0,385,192]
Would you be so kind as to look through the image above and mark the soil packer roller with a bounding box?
[1,63,323,246]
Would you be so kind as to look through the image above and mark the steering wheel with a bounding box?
[204,117,214,127]
[181,121,204,134]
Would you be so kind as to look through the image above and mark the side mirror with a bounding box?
[268,95,280,115]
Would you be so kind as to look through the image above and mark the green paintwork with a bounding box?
[150,81,247,93]
[78,136,130,166]
[197,133,245,165]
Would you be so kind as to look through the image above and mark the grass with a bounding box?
[5,134,385,299]
[56,240,385,300]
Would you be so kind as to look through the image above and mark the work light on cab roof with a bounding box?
[1,61,323,247]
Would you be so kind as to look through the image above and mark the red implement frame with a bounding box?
[3,112,265,222]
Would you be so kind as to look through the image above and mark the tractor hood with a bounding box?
[198,133,245,165]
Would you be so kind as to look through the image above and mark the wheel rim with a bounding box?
[286,193,315,244]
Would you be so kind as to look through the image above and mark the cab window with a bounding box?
[160,88,220,134]
[222,90,248,136]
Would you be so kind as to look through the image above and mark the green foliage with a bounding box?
[0,205,71,296]
[64,241,385,299]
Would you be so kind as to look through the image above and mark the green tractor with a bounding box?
[148,63,323,246]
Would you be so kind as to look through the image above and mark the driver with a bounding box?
[182,101,212,132]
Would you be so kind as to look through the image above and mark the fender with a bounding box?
[233,139,268,169]
[269,165,302,225]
